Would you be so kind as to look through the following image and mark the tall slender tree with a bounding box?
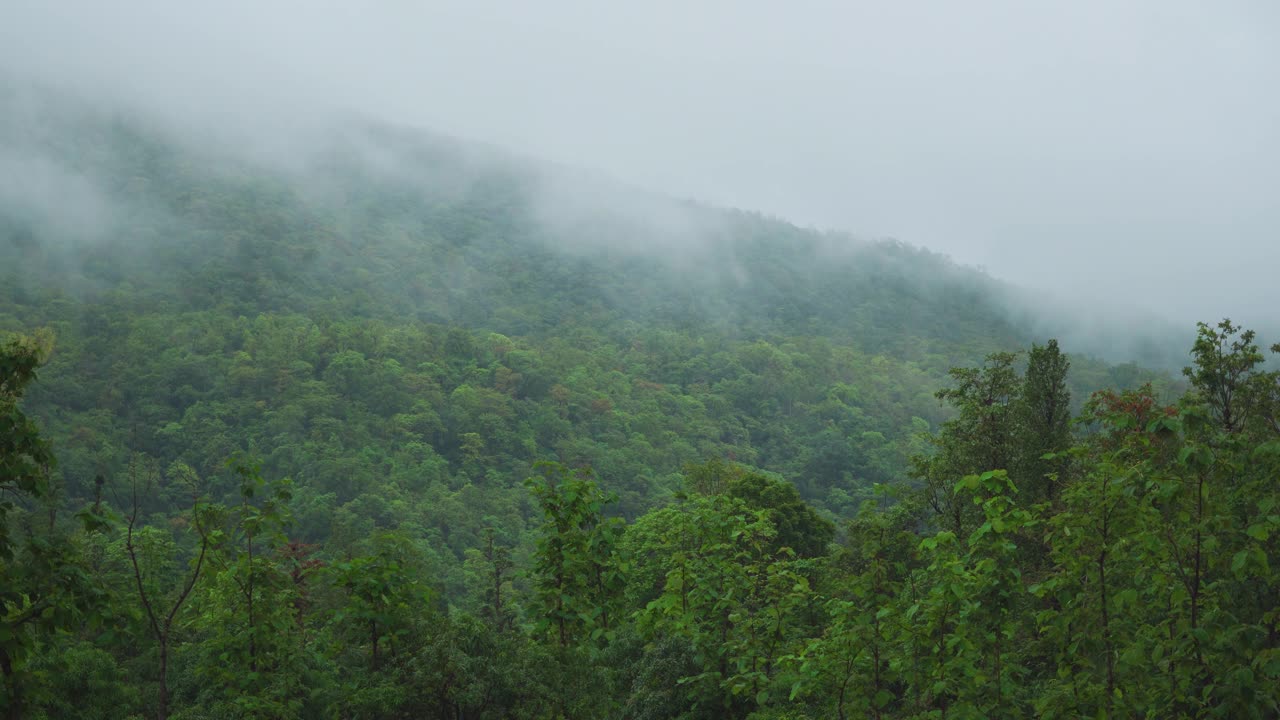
[914,351,1021,534]
[2,333,105,720]
[123,458,212,720]
[1015,339,1072,504]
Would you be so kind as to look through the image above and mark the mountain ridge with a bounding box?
[0,87,1177,530]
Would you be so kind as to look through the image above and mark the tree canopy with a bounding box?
[4,99,1272,719]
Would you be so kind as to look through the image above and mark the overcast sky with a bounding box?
[3,0,1278,328]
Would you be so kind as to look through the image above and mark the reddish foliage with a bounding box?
[1085,383,1177,432]
[279,541,325,625]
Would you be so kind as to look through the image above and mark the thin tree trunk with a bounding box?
[126,482,207,720]
[836,652,853,720]
[2,647,20,720]
[245,505,257,673]
[1191,475,1203,645]
[1099,547,1113,712]
[1099,476,1115,714]
[158,640,169,720]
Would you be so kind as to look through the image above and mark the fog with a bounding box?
[3,0,1278,334]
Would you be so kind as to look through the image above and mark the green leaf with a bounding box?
[1232,550,1249,574]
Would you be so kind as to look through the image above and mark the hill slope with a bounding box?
[18,88,1280,720]
[0,89,1168,547]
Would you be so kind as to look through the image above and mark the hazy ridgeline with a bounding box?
[2,3,1278,714]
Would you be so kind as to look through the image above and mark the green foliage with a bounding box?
[1,332,109,718]
[792,490,916,720]
[0,332,55,560]
[914,350,1022,535]
[186,460,305,718]
[525,462,626,649]
[330,530,434,671]
[634,492,812,717]
[9,100,1274,718]
[1183,319,1266,434]
[6,299,1276,720]
[1015,339,1072,503]
[685,459,836,559]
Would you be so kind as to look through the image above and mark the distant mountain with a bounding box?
[0,85,1174,532]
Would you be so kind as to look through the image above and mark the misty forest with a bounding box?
[3,13,1280,720]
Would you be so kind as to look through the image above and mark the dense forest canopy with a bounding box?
[3,90,1277,719]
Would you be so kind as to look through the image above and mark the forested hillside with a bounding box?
[6,93,1277,719]
[0,90,1168,525]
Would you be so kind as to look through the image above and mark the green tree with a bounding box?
[1183,319,1265,434]
[914,351,1021,535]
[907,471,1037,719]
[524,462,625,648]
[1,333,107,720]
[122,458,213,720]
[637,493,811,718]
[330,530,434,673]
[1014,339,1072,503]
[685,459,834,559]
[188,459,304,718]
[793,492,916,720]
[0,332,55,559]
